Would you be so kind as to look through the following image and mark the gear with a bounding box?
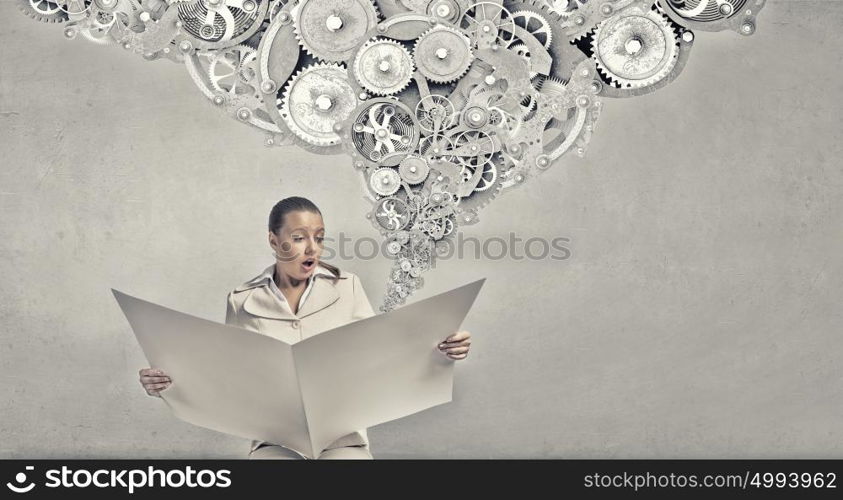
[280,63,359,147]
[207,44,259,95]
[510,10,553,49]
[415,94,458,134]
[591,9,679,89]
[350,99,420,166]
[293,0,379,63]
[372,195,413,231]
[18,0,69,23]
[176,0,267,50]
[460,2,516,49]
[398,154,430,184]
[352,39,414,96]
[413,26,473,84]
[369,167,402,196]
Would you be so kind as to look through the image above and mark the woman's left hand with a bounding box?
[438,330,471,360]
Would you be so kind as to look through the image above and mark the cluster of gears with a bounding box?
[22,0,766,310]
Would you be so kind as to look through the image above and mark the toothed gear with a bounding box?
[350,99,420,166]
[413,26,473,84]
[398,154,430,184]
[510,10,553,49]
[176,0,267,49]
[372,195,413,231]
[18,0,70,23]
[415,94,458,134]
[280,63,358,147]
[352,39,415,96]
[207,44,259,95]
[293,0,379,63]
[369,167,402,196]
[591,10,680,89]
[460,2,515,49]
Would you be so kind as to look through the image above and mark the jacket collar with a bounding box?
[238,264,344,320]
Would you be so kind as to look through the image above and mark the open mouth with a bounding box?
[301,258,316,271]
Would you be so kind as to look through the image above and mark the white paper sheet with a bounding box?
[113,278,485,458]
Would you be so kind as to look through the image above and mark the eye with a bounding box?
[292,236,303,242]
[315,236,325,243]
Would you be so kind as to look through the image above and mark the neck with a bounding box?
[274,265,308,290]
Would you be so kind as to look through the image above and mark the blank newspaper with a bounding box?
[112,278,485,458]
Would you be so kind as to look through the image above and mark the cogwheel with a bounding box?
[352,39,415,96]
[207,45,258,95]
[413,26,473,84]
[591,10,680,89]
[280,63,359,147]
[293,0,379,63]
[176,0,266,49]
[18,0,69,23]
[398,154,430,184]
[369,167,402,196]
[350,98,420,166]
[537,75,568,96]
[510,10,553,49]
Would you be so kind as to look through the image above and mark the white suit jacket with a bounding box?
[224,263,376,456]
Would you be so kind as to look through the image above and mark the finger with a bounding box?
[144,382,171,391]
[448,352,468,360]
[146,389,162,398]
[140,376,170,384]
[140,368,167,377]
[445,330,470,342]
[444,346,469,355]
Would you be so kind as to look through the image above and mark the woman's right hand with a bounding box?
[139,368,171,397]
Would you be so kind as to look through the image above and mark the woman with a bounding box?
[138,196,472,459]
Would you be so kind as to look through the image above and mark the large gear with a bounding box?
[413,26,473,84]
[18,0,70,23]
[510,9,553,49]
[280,63,359,147]
[591,9,679,89]
[352,39,415,96]
[293,0,380,63]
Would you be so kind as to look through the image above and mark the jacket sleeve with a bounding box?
[351,273,376,321]
[225,291,238,326]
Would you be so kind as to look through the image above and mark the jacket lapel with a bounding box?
[242,285,297,320]
[296,275,341,319]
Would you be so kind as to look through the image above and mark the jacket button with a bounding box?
[291,320,301,329]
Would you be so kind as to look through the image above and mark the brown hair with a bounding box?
[268,196,341,278]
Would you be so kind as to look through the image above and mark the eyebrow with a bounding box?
[289,227,325,232]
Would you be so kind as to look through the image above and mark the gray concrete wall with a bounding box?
[1,1,841,458]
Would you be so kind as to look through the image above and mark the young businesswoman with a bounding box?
[138,196,472,459]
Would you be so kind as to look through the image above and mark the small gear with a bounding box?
[398,154,430,184]
[280,63,358,147]
[415,94,458,134]
[294,0,379,63]
[18,0,69,23]
[372,196,412,230]
[369,167,402,196]
[591,10,680,89]
[207,45,258,95]
[413,26,473,84]
[352,39,414,96]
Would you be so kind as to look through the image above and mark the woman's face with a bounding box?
[269,210,325,282]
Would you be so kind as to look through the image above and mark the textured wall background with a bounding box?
[1,0,841,458]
